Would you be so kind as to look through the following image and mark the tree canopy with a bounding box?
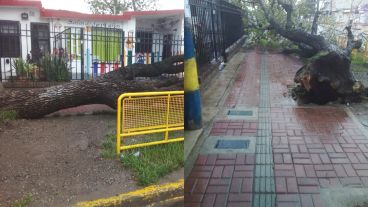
[86,0,158,14]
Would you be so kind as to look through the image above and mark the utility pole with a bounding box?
[184,0,202,130]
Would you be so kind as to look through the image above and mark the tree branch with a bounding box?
[258,0,330,52]
[345,25,363,55]
[311,0,320,35]
[277,0,293,29]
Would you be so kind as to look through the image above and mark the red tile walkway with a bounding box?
[185,50,368,207]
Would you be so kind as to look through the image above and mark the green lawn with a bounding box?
[121,142,184,186]
[101,131,184,186]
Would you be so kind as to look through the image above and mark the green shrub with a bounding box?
[40,55,70,82]
[259,39,268,48]
[13,59,35,79]
[269,39,281,49]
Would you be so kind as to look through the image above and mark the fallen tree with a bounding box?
[0,55,184,119]
[257,0,363,104]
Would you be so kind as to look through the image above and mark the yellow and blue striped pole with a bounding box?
[184,1,202,130]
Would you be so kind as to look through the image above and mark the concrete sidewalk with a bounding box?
[185,50,368,207]
[184,52,247,177]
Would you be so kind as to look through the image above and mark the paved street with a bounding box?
[185,50,368,207]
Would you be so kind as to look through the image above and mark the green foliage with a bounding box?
[269,39,281,49]
[14,58,26,76]
[13,194,32,207]
[121,142,184,186]
[247,30,283,50]
[239,0,320,49]
[0,110,17,124]
[87,0,158,14]
[351,51,368,65]
[101,133,117,158]
[13,59,36,78]
[259,38,268,47]
[351,51,368,72]
[40,55,70,82]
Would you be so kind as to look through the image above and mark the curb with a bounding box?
[75,179,184,207]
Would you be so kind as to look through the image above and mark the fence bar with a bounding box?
[116,91,184,154]
[0,24,183,82]
[188,0,244,65]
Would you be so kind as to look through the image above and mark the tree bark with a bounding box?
[311,0,320,35]
[0,55,184,119]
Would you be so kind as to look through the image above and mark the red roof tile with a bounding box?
[0,0,183,21]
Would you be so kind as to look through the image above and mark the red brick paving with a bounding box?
[185,154,255,207]
[210,120,258,136]
[224,51,260,108]
[186,51,368,207]
[267,53,368,207]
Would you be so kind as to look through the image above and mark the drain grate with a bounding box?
[228,110,253,116]
[215,140,250,149]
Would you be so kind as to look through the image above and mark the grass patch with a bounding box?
[101,131,184,185]
[101,133,116,158]
[14,194,32,207]
[0,110,17,124]
[120,141,184,186]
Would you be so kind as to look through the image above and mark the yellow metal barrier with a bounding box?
[116,91,184,154]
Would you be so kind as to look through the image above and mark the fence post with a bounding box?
[121,30,125,68]
[80,28,85,80]
[0,60,2,82]
[210,1,218,61]
[219,0,227,63]
[184,0,202,130]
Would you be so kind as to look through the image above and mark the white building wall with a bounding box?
[0,6,183,80]
[0,7,45,59]
[135,14,184,63]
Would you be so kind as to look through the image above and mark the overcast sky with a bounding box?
[41,0,183,13]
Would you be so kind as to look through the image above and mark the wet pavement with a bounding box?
[185,50,368,207]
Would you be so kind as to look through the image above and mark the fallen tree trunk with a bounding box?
[258,0,363,104]
[292,51,363,104]
[0,55,184,119]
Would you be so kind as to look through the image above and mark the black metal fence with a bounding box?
[188,0,244,64]
[0,23,183,82]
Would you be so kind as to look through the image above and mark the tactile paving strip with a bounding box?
[252,53,276,207]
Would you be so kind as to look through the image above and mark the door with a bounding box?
[162,34,172,60]
[31,23,50,63]
[0,20,21,81]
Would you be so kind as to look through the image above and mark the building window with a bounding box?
[92,27,123,62]
[135,31,153,53]
[31,23,50,62]
[0,20,21,57]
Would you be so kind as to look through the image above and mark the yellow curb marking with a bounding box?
[145,196,184,207]
[75,179,184,207]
